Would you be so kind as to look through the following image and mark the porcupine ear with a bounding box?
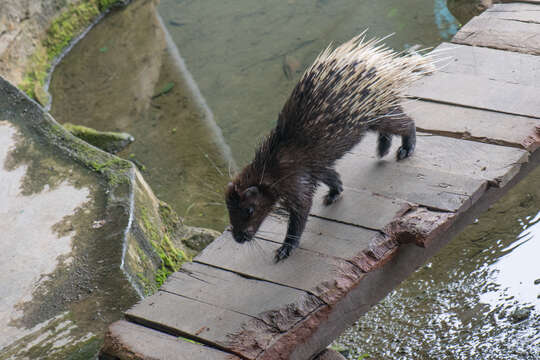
[226,182,240,203]
[244,186,259,199]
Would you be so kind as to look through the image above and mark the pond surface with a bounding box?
[47,0,538,358]
[157,0,458,165]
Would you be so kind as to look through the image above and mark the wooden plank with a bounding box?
[310,186,410,230]
[101,320,240,360]
[257,213,402,273]
[485,3,540,22]
[351,132,531,187]
[195,231,365,297]
[452,16,540,55]
[125,291,272,359]
[332,148,487,212]
[435,42,540,86]
[406,71,540,118]
[258,213,384,259]
[403,101,540,152]
[163,262,323,331]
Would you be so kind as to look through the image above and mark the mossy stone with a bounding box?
[63,123,134,154]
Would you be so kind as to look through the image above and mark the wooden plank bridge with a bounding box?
[100,3,540,359]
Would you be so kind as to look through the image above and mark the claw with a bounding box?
[274,243,293,263]
[397,145,414,160]
[323,191,342,206]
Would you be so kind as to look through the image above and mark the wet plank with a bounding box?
[351,132,531,187]
[435,42,540,86]
[163,262,323,331]
[403,101,540,152]
[101,320,240,360]
[452,4,540,55]
[406,71,540,118]
[125,290,273,359]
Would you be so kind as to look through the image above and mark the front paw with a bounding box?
[274,243,293,263]
[397,145,414,160]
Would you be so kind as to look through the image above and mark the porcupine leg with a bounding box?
[320,168,343,205]
[275,198,312,262]
[377,133,392,158]
[373,105,416,160]
[397,127,416,161]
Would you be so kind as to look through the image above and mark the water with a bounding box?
[49,0,233,231]
[45,0,539,358]
[157,0,458,165]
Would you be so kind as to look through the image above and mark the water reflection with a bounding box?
[481,211,540,308]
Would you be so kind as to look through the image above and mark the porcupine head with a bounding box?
[225,31,436,255]
[225,174,277,244]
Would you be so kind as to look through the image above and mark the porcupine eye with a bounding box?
[245,207,254,218]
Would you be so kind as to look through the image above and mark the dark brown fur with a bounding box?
[226,47,419,262]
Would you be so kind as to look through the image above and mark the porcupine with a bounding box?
[225,33,435,262]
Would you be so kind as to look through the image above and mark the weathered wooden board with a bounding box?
[351,132,531,187]
[164,262,323,331]
[435,42,540,86]
[485,3,540,22]
[101,320,240,360]
[125,291,272,359]
[452,14,540,55]
[403,101,540,152]
[311,186,410,230]
[331,148,487,212]
[195,231,364,297]
[406,71,540,118]
[258,213,383,259]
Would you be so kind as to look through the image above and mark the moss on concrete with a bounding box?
[139,205,189,287]
[19,0,127,101]
[63,123,134,154]
[44,120,132,187]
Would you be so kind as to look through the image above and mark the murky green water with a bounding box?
[157,0,458,165]
[49,0,233,231]
[47,0,539,358]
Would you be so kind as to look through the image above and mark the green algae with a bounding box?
[44,121,132,187]
[19,0,126,100]
[139,205,189,287]
[63,123,134,154]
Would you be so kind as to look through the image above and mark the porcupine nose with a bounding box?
[232,229,250,243]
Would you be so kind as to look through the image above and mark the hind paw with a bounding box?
[397,146,414,161]
[323,191,342,205]
[377,133,392,158]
